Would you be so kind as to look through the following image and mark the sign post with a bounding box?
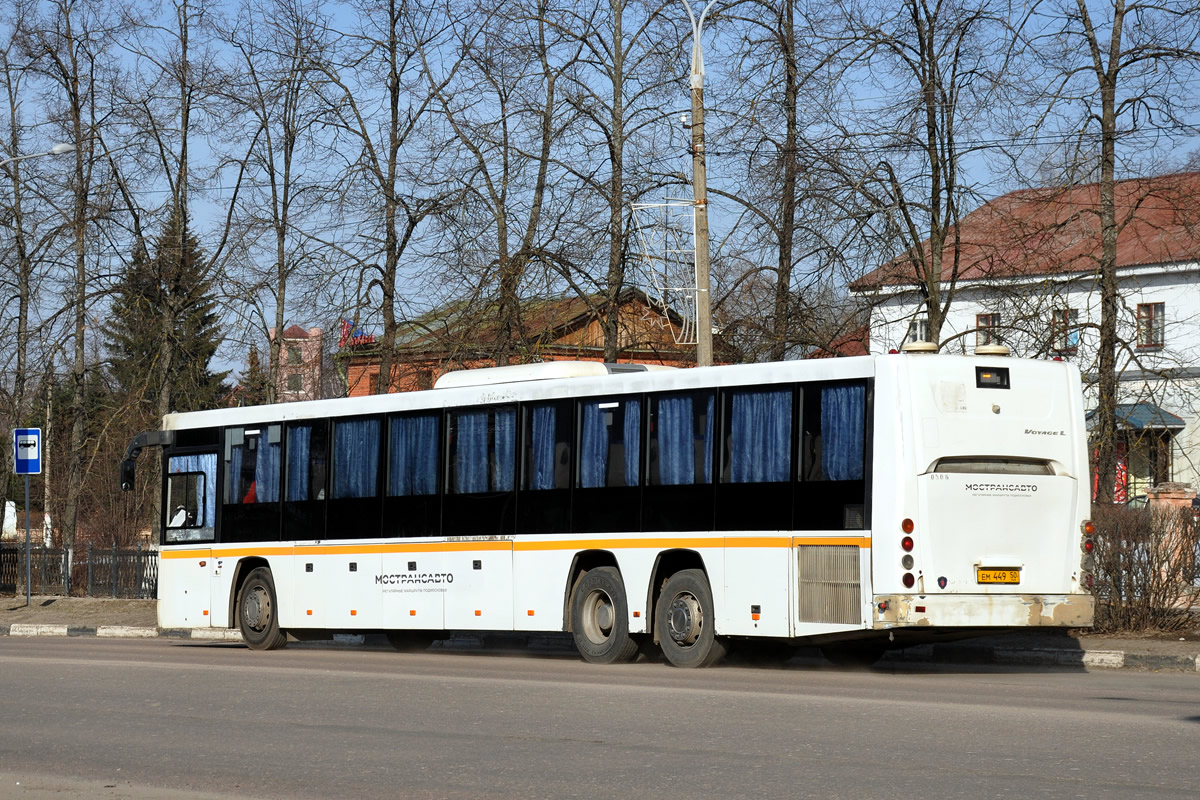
[13,428,42,607]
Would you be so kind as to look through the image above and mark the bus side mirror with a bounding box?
[120,459,136,491]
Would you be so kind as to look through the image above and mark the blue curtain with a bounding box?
[821,384,865,481]
[580,403,607,489]
[730,389,791,483]
[227,444,243,504]
[389,414,439,496]
[702,394,713,483]
[334,419,380,498]
[529,405,557,490]
[658,395,693,485]
[494,408,515,491]
[455,411,489,493]
[255,428,281,502]
[169,454,216,531]
[624,398,641,486]
[287,425,312,500]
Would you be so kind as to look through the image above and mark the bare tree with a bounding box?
[422,0,582,367]
[313,0,458,391]
[22,0,124,552]
[824,0,1014,346]
[218,0,331,401]
[1020,0,1200,501]
[544,0,682,361]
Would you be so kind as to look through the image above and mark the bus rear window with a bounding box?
[933,457,1053,475]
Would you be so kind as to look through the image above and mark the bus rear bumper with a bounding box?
[871,593,1095,629]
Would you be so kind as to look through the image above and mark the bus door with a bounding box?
[160,453,218,628]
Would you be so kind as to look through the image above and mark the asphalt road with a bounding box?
[1,639,1197,800]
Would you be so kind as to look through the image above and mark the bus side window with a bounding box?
[166,453,216,543]
[332,418,381,499]
[387,413,440,496]
[801,383,865,482]
[648,391,714,486]
[524,401,571,491]
[286,422,329,501]
[449,407,515,494]
[578,398,640,488]
[224,426,281,504]
[722,387,792,483]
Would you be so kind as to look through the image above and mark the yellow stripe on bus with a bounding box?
[158,534,869,560]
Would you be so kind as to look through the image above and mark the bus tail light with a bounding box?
[902,573,915,588]
[901,536,914,552]
[1079,519,1096,586]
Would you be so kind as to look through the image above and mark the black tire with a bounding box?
[237,567,287,651]
[571,567,639,664]
[820,642,887,668]
[386,631,436,652]
[654,569,726,668]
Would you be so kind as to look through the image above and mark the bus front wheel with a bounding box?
[571,567,639,664]
[655,569,726,668]
[237,567,287,650]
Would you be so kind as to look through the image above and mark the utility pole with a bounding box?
[681,0,716,367]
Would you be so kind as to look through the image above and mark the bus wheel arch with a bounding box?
[645,549,709,643]
[236,565,288,650]
[227,557,272,629]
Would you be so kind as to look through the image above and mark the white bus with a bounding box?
[121,350,1095,667]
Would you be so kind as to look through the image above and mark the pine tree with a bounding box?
[105,207,228,414]
[239,347,271,406]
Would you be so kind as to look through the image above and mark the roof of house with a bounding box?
[346,288,691,358]
[852,171,1200,292]
[281,325,311,339]
[1086,402,1186,431]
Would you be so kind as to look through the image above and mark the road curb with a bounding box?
[2,623,1197,670]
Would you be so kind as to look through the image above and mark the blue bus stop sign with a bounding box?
[13,428,41,475]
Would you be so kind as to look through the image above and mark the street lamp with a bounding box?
[0,142,75,170]
[680,1,716,367]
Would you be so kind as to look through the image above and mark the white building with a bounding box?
[851,171,1200,500]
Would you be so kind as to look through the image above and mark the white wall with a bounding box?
[860,261,1200,490]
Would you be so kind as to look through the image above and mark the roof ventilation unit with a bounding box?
[974,344,1011,357]
[900,341,938,354]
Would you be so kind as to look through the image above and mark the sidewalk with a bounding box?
[3,596,1198,672]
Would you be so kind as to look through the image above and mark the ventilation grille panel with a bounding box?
[798,545,862,624]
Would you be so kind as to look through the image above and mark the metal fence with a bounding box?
[0,543,158,598]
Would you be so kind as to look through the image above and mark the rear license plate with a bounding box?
[977,569,1020,584]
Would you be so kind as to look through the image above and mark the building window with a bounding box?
[286,373,303,392]
[1051,308,1079,354]
[287,345,303,366]
[976,313,1002,346]
[904,317,930,344]
[1136,302,1164,348]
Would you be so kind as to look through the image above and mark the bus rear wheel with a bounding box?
[571,567,638,664]
[655,569,726,668]
[237,567,287,650]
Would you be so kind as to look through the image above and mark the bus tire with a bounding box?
[237,567,287,651]
[386,631,436,652]
[571,567,639,664]
[655,569,726,668]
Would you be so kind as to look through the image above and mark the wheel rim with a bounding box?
[580,588,616,646]
[667,591,703,647]
[242,584,271,634]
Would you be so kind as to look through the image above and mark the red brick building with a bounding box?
[338,290,700,396]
